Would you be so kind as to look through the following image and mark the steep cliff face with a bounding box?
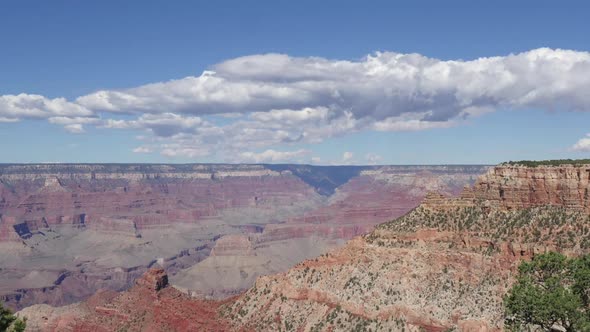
[471,165,590,211]
[0,163,486,310]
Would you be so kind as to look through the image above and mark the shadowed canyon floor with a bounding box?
[18,163,590,331]
[0,164,486,310]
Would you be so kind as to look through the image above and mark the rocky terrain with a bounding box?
[222,164,590,331]
[18,268,232,332]
[18,162,590,331]
[0,163,486,309]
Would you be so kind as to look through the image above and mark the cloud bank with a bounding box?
[2,48,590,161]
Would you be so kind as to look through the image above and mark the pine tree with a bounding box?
[0,302,26,332]
[504,252,590,331]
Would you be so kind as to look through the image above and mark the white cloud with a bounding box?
[75,48,590,122]
[342,152,354,162]
[3,48,590,158]
[0,94,92,120]
[0,94,95,133]
[63,123,85,134]
[160,143,210,158]
[48,116,99,125]
[235,149,310,163]
[365,153,383,165]
[132,146,153,153]
[372,111,457,131]
[101,113,205,137]
[0,117,20,123]
[572,134,590,152]
[250,107,330,124]
[47,116,101,133]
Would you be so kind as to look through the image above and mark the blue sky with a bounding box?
[1,0,589,164]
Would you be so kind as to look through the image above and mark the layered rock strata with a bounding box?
[1,164,486,309]
[424,165,590,212]
[21,163,590,331]
[219,164,590,331]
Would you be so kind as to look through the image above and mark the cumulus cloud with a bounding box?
[572,134,590,152]
[0,94,97,133]
[2,48,590,159]
[365,153,383,165]
[76,48,590,121]
[63,124,85,134]
[372,111,457,131]
[342,151,354,163]
[132,146,153,153]
[250,107,330,124]
[0,117,20,123]
[101,113,206,137]
[233,149,310,163]
[0,94,92,120]
[48,116,101,133]
[160,143,211,158]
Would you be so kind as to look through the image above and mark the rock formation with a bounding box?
[0,163,486,310]
[134,268,169,291]
[473,165,590,211]
[220,164,590,331]
[19,163,590,331]
[18,268,232,332]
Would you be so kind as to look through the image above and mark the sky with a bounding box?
[1,0,590,165]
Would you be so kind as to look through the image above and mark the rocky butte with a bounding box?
[19,268,232,332]
[0,163,486,309]
[17,161,590,331]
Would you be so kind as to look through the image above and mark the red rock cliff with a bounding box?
[422,164,590,212]
[472,165,590,211]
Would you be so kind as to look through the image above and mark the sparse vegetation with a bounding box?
[501,159,590,167]
[225,163,590,332]
[369,204,589,250]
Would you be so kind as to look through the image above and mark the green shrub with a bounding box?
[502,159,590,167]
[504,252,590,331]
[0,302,26,332]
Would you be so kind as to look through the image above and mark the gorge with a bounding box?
[0,163,486,310]
[15,162,590,331]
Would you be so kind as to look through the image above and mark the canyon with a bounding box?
[0,163,486,310]
[17,162,590,331]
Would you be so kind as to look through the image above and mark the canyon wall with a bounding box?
[0,163,487,310]
[19,163,590,331]
[217,164,590,331]
[472,165,590,211]
[423,164,590,212]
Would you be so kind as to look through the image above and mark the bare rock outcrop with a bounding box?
[19,269,232,332]
[423,164,590,213]
[135,268,169,292]
[473,165,590,211]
